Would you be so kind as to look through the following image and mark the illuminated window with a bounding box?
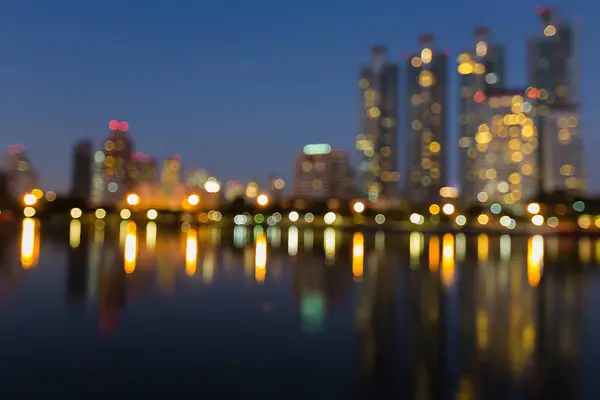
[475,41,487,56]
[359,78,369,89]
[418,70,435,87]
[431,103,441,114]
[368,107,381,119]
[560,164,574,176]
[115,140,124,151]
[429,141,441,153]
[411,57,422,67]
[412,120,422,130]
[312,180,323,189]
[302,161,313,172]
[421,48,432,64]
[381,147,391,157]
[522,164,533,176]
[105,141,115,151]
[315,161,325,171]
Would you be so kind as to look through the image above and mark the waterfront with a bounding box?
[1,221,600,398]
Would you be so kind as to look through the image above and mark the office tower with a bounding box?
[529,7,581,194]
[103,120,133,204]
[161,154,182,193]
[129,152,157,187]
[0,172,8,208]
[293,144,353,200]
[2,144,38,201]
[70,139,92,202]
[540,109,585,194]
[357,45,399,201]
[472,90,538,205]
[405,35,448,203]
[458,27,506,202]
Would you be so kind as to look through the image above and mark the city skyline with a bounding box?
[0,1,597,193]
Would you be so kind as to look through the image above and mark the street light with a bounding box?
[442,203,455,215]
[257,194,269,206]
[527,202,541,215]
[23,193,37,206]
[127,193,141,206]
[188,194,200,206]
[353,201,365,213]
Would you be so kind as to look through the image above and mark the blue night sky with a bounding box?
[0,0,598,193]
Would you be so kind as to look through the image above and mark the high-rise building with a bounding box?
[529,7,580,194]
[2,144,38,201]
[91,149,105,206]
[103,120,133,204]
[540,108,585,195]
[458,27,506,202]
[70,139,92,202]
[357,45,399,201]
[129,152,157,187]
[161,154,182,194]
[405,35,448,203]
[185,168,209,189]
[293,144,353,200]
[472,90,539,205]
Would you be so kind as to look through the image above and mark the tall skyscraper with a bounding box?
[540,108,585,195]
[405,35,448,203]
[103,120,133,204]
[529,7,582,194]
[70,139,92,202]
[458,27,506,202]
[2,144,38,201]
[472,90,539,205]
[293,144,353,201]
[357,45,399,202]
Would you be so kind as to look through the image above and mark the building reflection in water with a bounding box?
[20,218,39,269]
[185,229,197,276]
[5,225,591,397]
[324,228,336,264]
[255,233,267,283]
[288,227,298,257]
[67,219,89,307]
[124,222,137,274]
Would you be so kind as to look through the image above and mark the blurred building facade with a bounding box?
[70,139,92,202]
[357,45,400,201]
[2,144,38,201]
[405,35,448,204]
[473,90,539,205]
[458,27,506,202]
[529,7,583,195]
[293,144,353,201]
[102,120,134,205]
[129,152,157,187]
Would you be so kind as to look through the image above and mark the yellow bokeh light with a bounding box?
[474,63,485,75]
[411,57,422,68]
[477,214,489,225]
[352,232,364,280]
[95,208,106,219]
[429,141,441,153]
[31,189,43,199]
[429,204,440,215]
[70,208,83,219]
[475,41,487,57]
[23,207,36,217]
[457,62,474,75]
[544,24,557,37]
[418,70,435,87]
[421,48,432,64]
[120,209,131,219]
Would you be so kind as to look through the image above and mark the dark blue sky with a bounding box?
[1,0,598,192]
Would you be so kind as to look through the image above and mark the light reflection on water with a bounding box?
[0,221,599,398]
